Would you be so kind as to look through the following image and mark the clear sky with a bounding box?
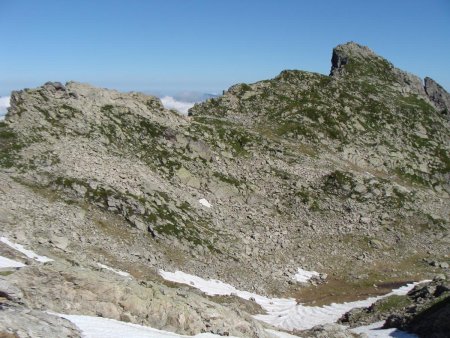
[0,0,449,96]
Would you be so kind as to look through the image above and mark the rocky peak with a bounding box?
[5,81,181,143]
[330,42,391,77]
[329,42,436,100]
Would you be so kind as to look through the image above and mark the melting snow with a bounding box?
[0,255,26,268]
[159,270,425,331]
[198,198,212,208]
[294,268,320,283]
[0,237,53,263]
[97,263,131,278]
[56,313,240,338]
[351,320,418,337]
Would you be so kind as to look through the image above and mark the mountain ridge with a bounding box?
[0,42,449,337]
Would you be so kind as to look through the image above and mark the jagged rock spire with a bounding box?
[424,77,450,118]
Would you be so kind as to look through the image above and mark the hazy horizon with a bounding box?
[0,0,449,96]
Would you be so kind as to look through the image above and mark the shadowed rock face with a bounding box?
[383,278,450,338]
[425,77,450,118]
[329,42,378,76]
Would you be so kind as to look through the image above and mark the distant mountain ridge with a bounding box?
[171,92,218,103]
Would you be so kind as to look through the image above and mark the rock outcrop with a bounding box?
[384,276,450,338]
[425,77,450,118]
[339,275,450,338]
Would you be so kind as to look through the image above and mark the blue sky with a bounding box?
[0,0,449,96]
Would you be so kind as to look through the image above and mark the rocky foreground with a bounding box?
[340,275,450,338]
[0,42,449,337]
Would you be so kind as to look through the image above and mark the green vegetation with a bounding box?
[342,56,395,81]
[191,116,260,156]
[389,187,410,208]
[324,170,356,196]
[395,167,430,187]
[309,200,321,212]
[276,120,319,141]
[239,83,252,92]
[213,171,242,187]
[0,270,15,276]
[372,294,412,313]
[59,104,81,117]
[94,105,191,176]
[52,175,219,252]
[54,176,85,189]
[100,104,114,113]
[433,147,450,175]
[295,187,311,204]
[0,121,23,168]
[396,95,435,114]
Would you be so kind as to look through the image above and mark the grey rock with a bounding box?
[44,81,66,91]
[175,167,201,189]
[0,278,24,303]
[330,42,379,77]
[3,260,271,337]
[49,235,69,250]
[301,323,361,337]
[439,262,449,269]
[425,77,450,118]
[0,303,81,338]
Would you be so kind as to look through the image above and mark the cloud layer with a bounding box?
[160,96,195,115]
[0,93,215,119]
[0,96,10,120]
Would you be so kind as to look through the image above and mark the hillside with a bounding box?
[0,42,449,337]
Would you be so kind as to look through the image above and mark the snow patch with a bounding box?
[294,268,320,283]
[198,198,212,208]
[0,237,53,263]
[0,255,26,269]
[351,320,418,337]
[97,263,131,278]
[265,329,302,338]
[159,269,425,331]
[56,313,240,338]
[160,96,195,115]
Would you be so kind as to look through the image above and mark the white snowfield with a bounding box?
[0,255,26,269]
[294,268,320,283]
[351,321,418,338]
[56,313,240,338]
[97,263,131,278]
[0,237,53,263]
[198,198,212,208]
[159,270,425,331]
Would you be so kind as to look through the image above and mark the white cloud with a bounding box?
[0,96,11,120]
[160,96,195,115]
[172,91,218,103]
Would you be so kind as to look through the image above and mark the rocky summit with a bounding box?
[0,42,449,337]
